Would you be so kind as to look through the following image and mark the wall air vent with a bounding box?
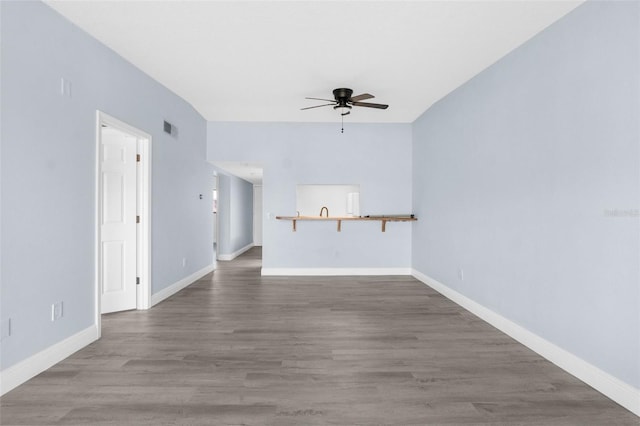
[163,120,176,136]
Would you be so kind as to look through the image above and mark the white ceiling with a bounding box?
[44,0,582,124]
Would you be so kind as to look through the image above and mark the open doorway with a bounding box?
[211,162,263,260]
[95,111,151,332]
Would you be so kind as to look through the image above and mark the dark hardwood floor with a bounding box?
[1,247,637,425]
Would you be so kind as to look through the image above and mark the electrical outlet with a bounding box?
[458,268,464,281]
[182,258,187,268]
[0,318,11,340]
[51,302,63,321]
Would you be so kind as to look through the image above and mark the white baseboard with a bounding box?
[411,269,640,417]
[151,264,215,307]
[261,267,412,276]
[218,243,253,261]
[0,324,99,396]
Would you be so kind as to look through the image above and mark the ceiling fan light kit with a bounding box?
[302,87,389,133]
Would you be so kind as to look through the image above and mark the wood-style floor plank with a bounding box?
[1,247,637,425]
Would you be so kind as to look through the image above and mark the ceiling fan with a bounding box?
[302,88,389,116]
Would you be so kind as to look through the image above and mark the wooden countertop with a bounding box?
[275,215,417,232]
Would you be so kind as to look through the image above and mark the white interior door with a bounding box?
[100,126,137,313]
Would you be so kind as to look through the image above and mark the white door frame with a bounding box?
[95,111,152,335]
[213,173,219,261]
[253,184,263,246]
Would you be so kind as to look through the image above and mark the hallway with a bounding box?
[1,247,636,425]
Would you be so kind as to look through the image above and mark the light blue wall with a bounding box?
[229,175,254,254]
[215,172,253,257]
[207,122,413,270]
[0,1,213,370]
[216,174,231,257]
[412,0,639,388]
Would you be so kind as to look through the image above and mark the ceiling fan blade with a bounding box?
[350,93,374,102]
[301,103,335,110]
[305,97,336,102]
[352,101,389,109]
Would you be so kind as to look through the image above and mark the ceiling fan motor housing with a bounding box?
[333,88,353,110]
